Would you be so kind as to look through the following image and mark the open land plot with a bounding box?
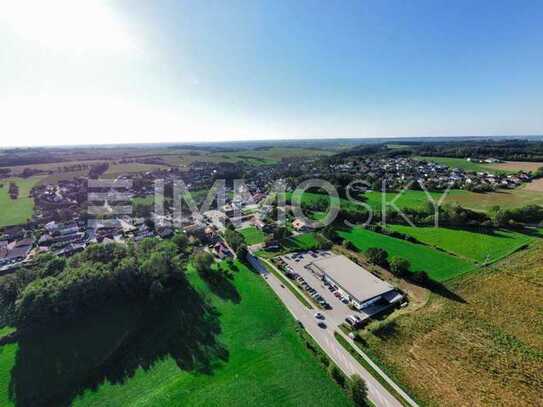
[414,156,508,173]
[0,176,43,227]
[487,160,543,172]
[255,232,320,258]
[354,242,543,406]
[104,162,170,178]
[442,184,543,210]
[522,177,543,192]
[338,227,475,281]
[0,262,352,407]
[283,232,319,251]
[161,147,336,167]
[366,188,543,213]
[239,226,266,245]
[387,225,538,264]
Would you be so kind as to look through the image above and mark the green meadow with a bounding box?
[239,226,266,245]
[0,177,42,228]
[387,225,539,264]
[0,262,351,407]
[338,227,475,281]
[414,156,498,173]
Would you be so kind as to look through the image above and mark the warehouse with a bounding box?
[307,254,402,310]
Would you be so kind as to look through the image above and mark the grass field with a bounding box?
[239,226,266,245]
[255,232,320,259]
[0,262,351,407]
[415,156,501,173]
[443,184,543,211]
[387,225,539,264]
[355,241,543,406]
[283,232,319,251]
[338,227,475,281]
[0,176,43,227]
[285,186,543,216]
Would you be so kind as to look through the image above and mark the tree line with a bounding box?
[0,233,191,331]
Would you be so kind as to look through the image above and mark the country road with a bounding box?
[256,258,415,407]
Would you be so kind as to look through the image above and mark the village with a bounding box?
[0,154,539,274]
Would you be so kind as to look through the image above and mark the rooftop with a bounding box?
[308,254,394,303]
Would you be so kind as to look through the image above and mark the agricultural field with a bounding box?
[414,156,501,173]
[443,184,543,211]
[239,226,266,245]
[366,188,543,213]
[0,262,352,407]
[0,176,43,227]
[387,225,539,264]
[486,160,543,172]
[355,241,543,406]
[160,147,336,167]
[104,162,170,178]
[365,190,465,211]
[337,227,475,281]
[285,185,543,216]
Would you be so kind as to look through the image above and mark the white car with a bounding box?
[314,312,325,320]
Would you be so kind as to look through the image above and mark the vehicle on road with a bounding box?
[317,321,327,329]
[314,312,324,319]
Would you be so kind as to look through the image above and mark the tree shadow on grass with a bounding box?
[410,278,467,304]
[9,283,228,407]
[200,269,241,304]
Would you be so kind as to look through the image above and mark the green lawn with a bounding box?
[0,177,43,227]
[338,227,475,281]
[238,226,266,245]
[253,232,320,259]
[0,262,351,407]
[283,232,319,251]
[387,225,539,264]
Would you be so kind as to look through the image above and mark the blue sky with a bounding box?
[0,0,542,146]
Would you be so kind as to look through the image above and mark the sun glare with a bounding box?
[0,0,137,53]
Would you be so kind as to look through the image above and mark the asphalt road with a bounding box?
[260,267,405,407]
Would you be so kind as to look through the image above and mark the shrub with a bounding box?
[365,247,389,267]
[389,256,411,277]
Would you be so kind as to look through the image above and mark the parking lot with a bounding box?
[278,250,374,329]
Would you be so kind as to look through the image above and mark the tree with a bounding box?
[342,239,355,251]
[172,233,189,253]
[349,375,368,406]
[389,256,410,277]
[224,229,244,252]
[133,202,152,218]
[365,247,388,268]
[410,270,430,285]
[193,251,214,275]
[273,226,290,241]
[315,233,332,250]
[236,244,248,261]
[329,364,346,387]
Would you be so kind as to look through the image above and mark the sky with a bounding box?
[0,0,542,147]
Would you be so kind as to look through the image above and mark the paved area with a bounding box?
[279,251,390,328]
[254,256,415,407]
